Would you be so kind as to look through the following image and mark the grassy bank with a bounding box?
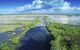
[0,17,39,50]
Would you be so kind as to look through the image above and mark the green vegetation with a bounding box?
[0,15,80,50]
[0,25,22,32]
[0,20,35,32]
[0,17,39,50]
[46,22,80,50]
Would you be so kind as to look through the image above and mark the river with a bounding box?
[0,16,80,50]
[17,17,54,50]
[0,28,23,43]
[18,26,54,50]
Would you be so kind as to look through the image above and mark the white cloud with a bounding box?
[24,4,33,9]
[31,0,44,9]
[17,6,25,11]
[31,9,47,13]
[60,1,71,10]
[17,0,44,11]
[45,0,64,6]
[16,0,80,14]
[17,4,33,11]
[36,0,44,4]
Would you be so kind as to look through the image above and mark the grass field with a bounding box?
[0,15,37,32]
[0,15,40,50]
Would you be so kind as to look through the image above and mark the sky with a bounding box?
[0,0,80,14]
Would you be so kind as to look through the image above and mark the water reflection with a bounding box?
[0,28,23,43]
[18,26,55,50]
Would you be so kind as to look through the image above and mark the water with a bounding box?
[0,16,55,50]
[18,26,55,50]
[0,28,23,43]
[37,16,46,26]
[17,16,55,50]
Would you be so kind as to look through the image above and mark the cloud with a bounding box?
[16,0,80,14]
[60,1,71,10]
[17,6,25,11]
[25,4,33,9]
[17,4,33,11]
[17,0,44,11]
[16,0,64,12]
[59,1,80,14]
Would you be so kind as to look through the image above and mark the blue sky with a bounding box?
[0,0,80,14]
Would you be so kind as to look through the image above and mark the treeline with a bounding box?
[46,22,80,50]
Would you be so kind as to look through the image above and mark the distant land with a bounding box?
[0,13,80,16]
